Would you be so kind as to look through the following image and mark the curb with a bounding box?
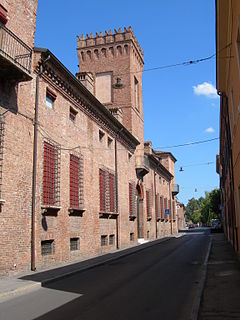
[0,281,41,303]
[191,237,212,320]
[0,234,182,301]
[42,236,175,285]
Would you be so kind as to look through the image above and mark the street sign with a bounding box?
[165,209,170,214]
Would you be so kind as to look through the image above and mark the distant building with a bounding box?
[176,202,185,229]
[216,0,240,255]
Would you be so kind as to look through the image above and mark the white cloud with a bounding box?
[205,127,215,133]
[193,82,218,98]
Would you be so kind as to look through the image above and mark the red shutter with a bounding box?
[155,194,158,218]
[168,199,171,219]
[0,5,8,24]
[43,142,56,205]
[164,197,167,219]
[109,173,115,212]
[160,196,164,219]
[172,200,175,220]
[146,190,150,218]
[70,154,80,208]
[129,183,133,216]
[99,169,106,212]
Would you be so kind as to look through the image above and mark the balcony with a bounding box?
[172,184,180,196]
[0,25,32,82]
[135,155,150,178]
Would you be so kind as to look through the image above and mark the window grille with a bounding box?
[41,240,55,256]
[99,168,116,213]
[101,235,107,246]
[99,169,106,212]
[109,234,115,245]
[168,199,171,219]
[146,190,152,219]
[70,238,80,251]
[160,196,164,219]
[164,197,168,219]
[0,115,5,199]
[129,181,136,217]
[70,154,84,209]
[172,200,176,220]
[43,141,60,206]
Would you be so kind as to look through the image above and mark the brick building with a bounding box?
[216,0,240,255]
[0,1,179,275]
[0,0,38,274]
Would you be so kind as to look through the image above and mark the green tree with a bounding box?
[185,198,200,222]
[185,189,220,225]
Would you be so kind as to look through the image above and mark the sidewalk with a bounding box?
[0,236,174,302]
[198,233,240,320]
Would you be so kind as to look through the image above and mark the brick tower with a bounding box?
[76,26,144,147]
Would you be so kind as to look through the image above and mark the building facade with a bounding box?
[0,1,179,275]
[216,0,240,254]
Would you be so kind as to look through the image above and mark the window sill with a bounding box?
[41,205,61,215]
[68,207,86,216]
[99,211,119,219]
[129,215,136,221]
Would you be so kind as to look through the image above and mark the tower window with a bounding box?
[134,77,139,110]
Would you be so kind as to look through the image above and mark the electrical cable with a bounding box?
[155,137,219,149]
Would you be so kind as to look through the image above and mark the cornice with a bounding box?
[34,48,139,151]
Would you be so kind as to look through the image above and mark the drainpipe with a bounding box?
[31,56,50,271]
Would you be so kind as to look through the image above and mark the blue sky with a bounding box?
[35,0,219,205]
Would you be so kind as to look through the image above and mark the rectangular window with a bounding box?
[160,196,164,219]
[107,137,113,148]
[134,77,139,110]
[43,141,60,206]
[99,169,106,212]
[99,130,105,142]
[164,197,168,218]
[70,238,80,251]
[129,181,136,217]
[172,200,176,220]
[46,88,56,109]
[146,190,151,219]
[69,154,84,209]
[99,168,116,213]
[109,234,115,245]
[156,193,160,220]
[101,235,108,246]
[130,232,134,241]
[168,199,171,219]
[109,173,115,213]
[0,5,8,24]
[69,107,77,123]
[41,240,55,256]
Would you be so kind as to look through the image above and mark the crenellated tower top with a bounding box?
[77,26,143,65]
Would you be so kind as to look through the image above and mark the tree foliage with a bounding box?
[185,188,220,225]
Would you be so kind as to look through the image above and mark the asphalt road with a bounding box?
[0,228,210,320]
